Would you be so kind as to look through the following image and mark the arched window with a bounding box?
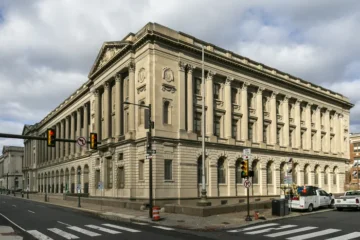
[324,166,329,185]
[252,161,259,184]
[280,162,285,185]
[235,159,242,184]
[315,166,319,185]
[266,162,273,184]
[197,157,206,184]
[139,101,145,125]
[218,158,226,184]
[163,101,170,124]
[304,164,309,185]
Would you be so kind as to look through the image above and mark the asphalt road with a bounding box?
[0,194,213,240]
[209,209,360,240]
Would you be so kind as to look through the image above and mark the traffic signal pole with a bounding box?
[0,133,94,144]
[148,104,153,219]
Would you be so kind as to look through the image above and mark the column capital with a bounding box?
[271,91,278,99]
[104,81,111,89]
[206,71,216,80]
[84,102,89,108]
[178,61,186,72]
[225,76,234,86]
[77,107,82,113]
[128,61,135,73]
[186,64,195,73]
[242,82,250,91]
[283,95,290,102]
[257,86,264,95]
[295,99,301,106]
[115,72,122,82]
[315,106,321,112]
[94,89,100,97]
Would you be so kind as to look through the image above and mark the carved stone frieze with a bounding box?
[162,67,174,82]
[97,47,122,70]
[162,83,176,93]
[138,68,146,83]
[137,84,146,94]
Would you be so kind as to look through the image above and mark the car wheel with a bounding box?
[308,204,314,212]
[337,208,343,211]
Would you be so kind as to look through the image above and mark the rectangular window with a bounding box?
[214,116,221,137]
[249,123,253,142]
[321,136,324,151]
[289,130,293,147]
[263,125,267,143]
[95,170,100,186]
[118,153,123,161]
[214,83,220,100]
[231,88,237,104]
[276,101,280,115]
[139,160,144,180]
[107,158,113,189]
[232,119,237,139]
[195,77,202,95]
[312,134,315,150]
[164,159,172,180]
[277,128,281,145]
[117,167,124,189]
[194,112,202,135]
[301,132,304,149]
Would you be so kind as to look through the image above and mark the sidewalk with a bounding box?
[6,193,332,231]
[0,225,23,240]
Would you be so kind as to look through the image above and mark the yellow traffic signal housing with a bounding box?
[90,132,98,150]
[241,159,248,178]
[47,128,56,147]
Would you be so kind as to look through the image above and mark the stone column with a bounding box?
[104,81,110,140]
[51,127,55,160]
[206,71,215,138]
[76,108,81,155]
[178,61,187,137]
[340,114,344,154]
[334,113,339,154]
[128,61,136,138]
[65,117,69,157]
[256,87,264,143]
[187,65,194,133]
[94,89,100,140]
[70,112,75,156]
[325,110,330,153]
[83,103,89,153]
[241,82,249,141]
[305,103,312,150]
[315,107,321,151]
[224,77,233,140]
[295,100,301,148]
[60,120,64,159]
[270,92,277,145]
[55,124,60,160]
[283,96,290,147]
[115,73,122,139]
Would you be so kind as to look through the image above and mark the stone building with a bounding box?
[349,133,360,185]
[22,22,353,204]
[0,146,24,190]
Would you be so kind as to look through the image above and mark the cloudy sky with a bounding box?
[0,0,359,150]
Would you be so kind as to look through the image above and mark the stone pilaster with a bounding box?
[206,71,215,138]
[270,92,277,145]
[178,61,187,138]
[333,113,338,154]
[187,65,194,133]
[51,127,55,160]
[56,124,60,160]
[83,102,89,153]
[224,77,233,141]
[127,61,136,139]
[325,109,330,153]
[60,120,64,159]
[76,108,81,155]
[104,81,111,140]
[70,112,75,156]
[94,89,100,140]
[241,82,249,141]
[295,100,301,148]
[283,96,290,147]
[115,73,122,139]
[256,87,264,144]
[305,103,312,150]
[315,106,321,151]
[340,114,344,154]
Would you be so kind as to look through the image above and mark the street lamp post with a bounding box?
[6,173,8,195]
[44,173,48,202]
[123,101,153,218]
[77,169,81,208]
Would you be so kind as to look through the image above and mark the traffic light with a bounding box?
[90,133,98,150]
[241,159,248,178]
[47,128,56,147]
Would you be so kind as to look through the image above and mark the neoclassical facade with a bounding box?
[22,23,353,203]
[0,146,24,190]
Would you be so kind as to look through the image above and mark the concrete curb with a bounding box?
[2,194,335,232]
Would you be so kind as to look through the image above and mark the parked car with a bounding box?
[334,190,360,211]
[289,186,334,212]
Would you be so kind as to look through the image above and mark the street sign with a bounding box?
[284,175,293,184]
[243,148,251,156]
[146,154,152,160]
[97,181,103,190]
[77,137,86,147]
[244,179,252,188]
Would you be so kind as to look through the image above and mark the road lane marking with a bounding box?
[12,205,16,207]
[57,221,72,227]
[85,225,121,234]
[153,226,174,231]
[102,224,141,233]
[48,228,79,239]
[132,222,148,226]
[245,225,297,235]
[28,210,35,214]
[67,226,101,237]
[287,229,341,240]
[27,230,53,240]
[0,213,26,231]
[227,223,280,232]
[326,232,360,240]
[265,227,318,237]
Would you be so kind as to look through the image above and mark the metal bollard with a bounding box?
[22,192,24,198]
[78,194,81,208]
[27,192,29,199]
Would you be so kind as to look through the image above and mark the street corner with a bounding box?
[0,226,23,240]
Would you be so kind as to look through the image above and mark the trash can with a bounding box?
[272,199,285,216]
[284,199,289,215]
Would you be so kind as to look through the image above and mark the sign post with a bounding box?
[243,148,252,222]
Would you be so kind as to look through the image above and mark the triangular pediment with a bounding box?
[89,41,129,77]
[22,124,31,135]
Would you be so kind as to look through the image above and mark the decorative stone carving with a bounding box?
[257,87,264,94]
[178,61,186,72]
[104,81,111,89]
[93,89,99,97]
[128,61,135,72]
[271,91,278,99]
[215,100,224,107]
[242,82,250,91]
[138,68,146,83]
[283,95,290,102]
[225,77,234,85]
[97,47,122,70]
[187,64,194,73]
[137,84,146,94]
[91,100,95,111]
[162,83,176,93]
[115,72,122,82]
[206,71,216,80]
[162,67,174,82]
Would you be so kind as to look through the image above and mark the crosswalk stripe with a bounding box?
[153,226,174,231]
[85,225,121,234]
[265,227,318,238]
[27,230,53,240]
[67,226,101,237]
[227,223,280,233]
[326,232,360,240]
[102,224,141,233]
[246,225,297,235]
[287,229,341,240]
[132,222,148,226]
[48,228,79,239]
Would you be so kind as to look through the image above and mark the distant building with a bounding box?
[0,146,24,190]
[349,133,360,184]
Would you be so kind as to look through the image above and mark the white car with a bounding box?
[334,190,360,211]
[289,186,334,212]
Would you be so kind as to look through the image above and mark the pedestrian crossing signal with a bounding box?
[47,128,56,147]
[241,159,248,178]
[90,133,97,150]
